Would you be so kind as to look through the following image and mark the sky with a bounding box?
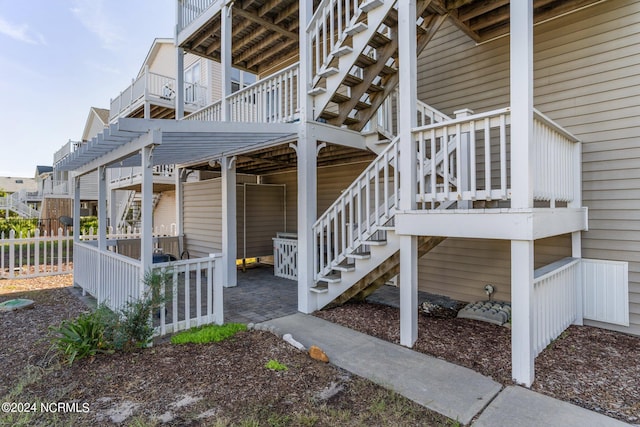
[0,0,175,177]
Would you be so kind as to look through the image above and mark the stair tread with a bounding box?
[310,284,329,294]
[345,22,368,36]
[355,54,377,68]
[368,32,392,49]
[348,251,371,259]
[320,273,342,283]
[331,93,372,110]
[360,0,384,13]
[333,262,356,272]
[363,239,387,246]
[331,45,353,57]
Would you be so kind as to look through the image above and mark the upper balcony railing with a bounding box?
[110,66,208,122]
[186,62,300,124]
[178,0,217,34]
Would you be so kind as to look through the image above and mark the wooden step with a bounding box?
[363,239,387,246]
[333,262,356,272]
[368,32,392,49]
[331,45,353,57]
[310,283,329,294]
[320,273,342,284]
[360,0,384,13]
[345,22,368,36]
[317,67,339,78]
[348,251,371,260]
[355,54,377,69]
[319,111,361,126]
[380,65,397,76]
[308,87,326,96]
[330,93,372,110]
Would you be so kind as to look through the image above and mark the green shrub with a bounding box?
[50,306,115,365]
[265,359,288,372]
[171,323,247,345]
[109,269,171,351]
[50,269,171,362]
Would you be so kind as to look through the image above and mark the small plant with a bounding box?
[265,359,288,372]
[171,323,247,345]
[110,269,172,351]
[50,306,114,365]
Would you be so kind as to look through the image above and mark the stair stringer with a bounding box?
[312,0,398,120]
[315,231,401,309]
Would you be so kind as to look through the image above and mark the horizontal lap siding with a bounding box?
[261,162,370,233]
[419,235,571,303]
[417,0,640,334]
[183,178,222,258]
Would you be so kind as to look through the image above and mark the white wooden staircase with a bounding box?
[311,102,457,308]
[307,0,448,130]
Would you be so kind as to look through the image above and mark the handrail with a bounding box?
[533,108,579,142]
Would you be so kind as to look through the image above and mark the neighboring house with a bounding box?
[0,175,39,219]
[57,0,639,387]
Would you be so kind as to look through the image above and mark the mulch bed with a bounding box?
[314,301,640,424]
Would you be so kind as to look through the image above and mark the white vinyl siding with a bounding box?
[416,0,640,334]
[183,178,222,258]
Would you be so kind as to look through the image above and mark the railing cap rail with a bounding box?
[412,107,511,134]
[533,108,580,142]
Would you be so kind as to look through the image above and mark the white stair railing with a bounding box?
[307,0,367,82]
[314,138,400,279]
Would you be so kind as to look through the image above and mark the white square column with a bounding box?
[398,0,419,347]
[221,3,232,121]
[510,0,535,387]
[140,134,158,294]
[221,156,237,288]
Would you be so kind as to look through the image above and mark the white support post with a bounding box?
[296,127,318,313]
[455,109,474,209]
[73,176,81,244]
[511,239,534,386]
[143,65,151,119]
[176,47,185,120]
[572,231,583,326]
[299,0,313,122]
[109,188,118,232]
[398,0,419,348]
[97,166,107,251]
[510,0,535,388]
[73,175,82,292]
[510,0,534,210]
[221,156,237,288]
[175,167,185,246]
[140,134,158,294]
[221,4,232,121]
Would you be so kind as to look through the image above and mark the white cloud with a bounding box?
[0,16,46,45]
[70,0,125,51]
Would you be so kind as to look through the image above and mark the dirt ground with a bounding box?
[1,276,638,425]
[0,276,452,426]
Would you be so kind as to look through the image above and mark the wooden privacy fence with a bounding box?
[0,229,73,279]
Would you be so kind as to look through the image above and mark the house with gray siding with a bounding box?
[56,0,637,388]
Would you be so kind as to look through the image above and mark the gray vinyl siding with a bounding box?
[183,178,222,258]
[79,170,98,200]
[261,162,370,233]
[417,0,640,334]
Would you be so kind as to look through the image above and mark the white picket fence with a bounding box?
[0,229,73,279]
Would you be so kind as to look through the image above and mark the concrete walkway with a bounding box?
[260,313,631,427]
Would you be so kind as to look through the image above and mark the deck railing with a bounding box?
[186,63,300,124]
[110,68,207,122]
[313,139,400,278]
[533,109,580,207]
[74,242,223,336]
[532,257,581,357]
[178,0,216,33]
[0,229,73,279]
[153,255,223,335]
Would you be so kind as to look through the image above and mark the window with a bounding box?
[184,62,201,104]
[230,68,256,93]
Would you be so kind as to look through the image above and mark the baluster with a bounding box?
[484,118,491,198]
[500,114,507,199]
